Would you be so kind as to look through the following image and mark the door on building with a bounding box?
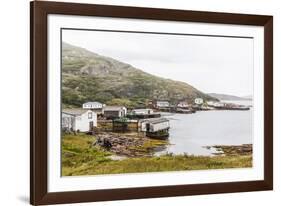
[89,121,94,131]
[146,123,150,132]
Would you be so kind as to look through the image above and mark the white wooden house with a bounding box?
[177,101,190,108]
[83,101,104,109]
[194,98,204,105]
[155,101,170,108]
[62,109,97,132]
[213,102,226,108]
[82,102,105,114]
[103,106,127,119]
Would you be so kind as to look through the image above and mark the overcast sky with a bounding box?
[62,29,253,97]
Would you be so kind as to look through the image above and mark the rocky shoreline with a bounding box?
[208,144,252,156]
[62,133,253,176]
[92,132,252,158]
[92,132,168,157]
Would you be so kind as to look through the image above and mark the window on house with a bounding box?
[88,112,92,119]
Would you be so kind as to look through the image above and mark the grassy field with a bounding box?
[62,134,252,176]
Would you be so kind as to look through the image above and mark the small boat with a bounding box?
[146,130,169,140]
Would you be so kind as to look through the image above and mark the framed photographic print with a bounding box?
[30,1,273,205]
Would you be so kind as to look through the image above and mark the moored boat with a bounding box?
[146,130,169,140]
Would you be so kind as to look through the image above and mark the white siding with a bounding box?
[62,113,74,130]
[156,101,169,107]
[121,107,127,116]
[194,98,203,104]
[104,107,127,118]
[140,121,148,132]
[150,121,170,132]
[82,102,103,109]
[177,102,189,107]
[132,109,153,115]
[139,119,170,132]
[62,110,97,132]
[75,111,97,132]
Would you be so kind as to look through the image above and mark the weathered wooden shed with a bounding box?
[103,106,127,119]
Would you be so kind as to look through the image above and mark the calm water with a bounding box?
[158,101,253,156]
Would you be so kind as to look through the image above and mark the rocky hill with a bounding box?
[62,42,217,108]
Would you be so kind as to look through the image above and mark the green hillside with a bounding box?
[62,42,217,108]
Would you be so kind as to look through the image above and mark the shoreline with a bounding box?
[211,144,252,156]
[62,133,252,176]
[92,131,168,157]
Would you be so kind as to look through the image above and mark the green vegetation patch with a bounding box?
[62,134,252,176]
[62,134,112,172]
[61,42,218,108]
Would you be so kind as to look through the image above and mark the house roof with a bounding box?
[62,109,89,116]
[104,106,126,111]
[140,117,169,124]
[83,101,103,105]
[157,101,169,103]
[148,118,169,124]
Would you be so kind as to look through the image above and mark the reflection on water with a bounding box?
[158,101,253,156]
